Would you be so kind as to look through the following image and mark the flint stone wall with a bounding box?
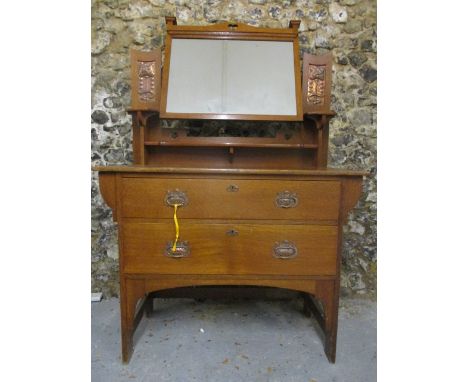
[91,0,377,298]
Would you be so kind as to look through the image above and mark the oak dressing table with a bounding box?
[94,17,366,363]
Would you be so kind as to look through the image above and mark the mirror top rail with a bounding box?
[160,17,303,121]
[165,17,300,41]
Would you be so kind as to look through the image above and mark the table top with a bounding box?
[93,165,368,177]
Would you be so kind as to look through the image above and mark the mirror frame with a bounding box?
[159,17,303,121]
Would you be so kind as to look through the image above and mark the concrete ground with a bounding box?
[92,296,376,382]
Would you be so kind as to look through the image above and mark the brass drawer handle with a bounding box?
[226,184,239,192]
[165,189,188,207]
[165,241,190,258]
[226,229,239,236]
[275,191,298,208]
[273,241,298,259]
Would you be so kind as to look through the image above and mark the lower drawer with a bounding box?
[121,222,338,276]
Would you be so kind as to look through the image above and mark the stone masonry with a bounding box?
[91,0,377,298]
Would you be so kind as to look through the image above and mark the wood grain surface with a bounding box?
[119,177,341,221]
[121,222,338,276]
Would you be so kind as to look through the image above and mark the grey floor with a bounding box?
[92,296,376,382]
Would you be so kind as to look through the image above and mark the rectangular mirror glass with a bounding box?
[165,39,297,117]
[159,22,303,121]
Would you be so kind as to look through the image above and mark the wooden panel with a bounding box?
[129,110,158,165]
[145,125,317,149]
[120,177,341,221]
[144,277,319,297]
[122,222,338,276]
[145,146,317,169]
[98,172,117,221]
[94,165,368,177]
[341,177,364,222]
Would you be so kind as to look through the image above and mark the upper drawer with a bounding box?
[120,177,341,221]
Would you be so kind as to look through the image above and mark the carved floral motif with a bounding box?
[138,61,156,102]
[307,64,325,105]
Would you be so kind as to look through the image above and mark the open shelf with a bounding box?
[144,137,318,149]
[143,145,317,169]
[143,125,318,150]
